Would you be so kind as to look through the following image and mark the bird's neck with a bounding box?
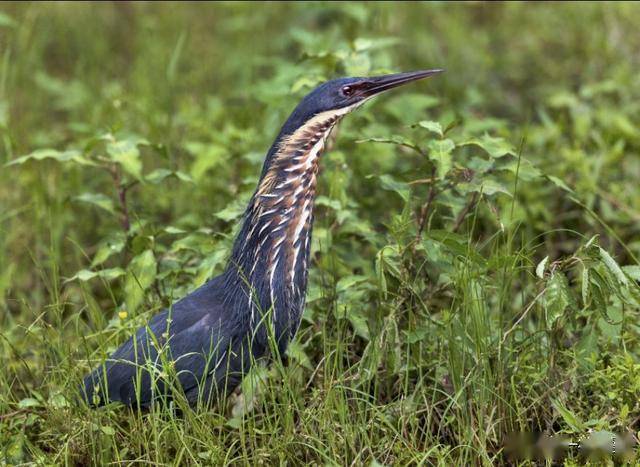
[227,109,343,336]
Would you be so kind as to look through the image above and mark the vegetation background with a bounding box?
[1,2,640,465]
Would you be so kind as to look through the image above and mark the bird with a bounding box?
[82,69,442,409]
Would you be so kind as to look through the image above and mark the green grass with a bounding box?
[1,2,640,465]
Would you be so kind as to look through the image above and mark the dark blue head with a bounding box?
[277,69,444,138]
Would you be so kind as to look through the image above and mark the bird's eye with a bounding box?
[341,86,354,97]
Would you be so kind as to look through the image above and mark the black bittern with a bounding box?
[82,69,442,408]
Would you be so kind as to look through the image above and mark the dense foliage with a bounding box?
[1,2,639,465]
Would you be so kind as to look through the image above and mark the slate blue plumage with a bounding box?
[82,69,442,409]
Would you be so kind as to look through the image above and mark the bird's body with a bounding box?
[82,69,441,408]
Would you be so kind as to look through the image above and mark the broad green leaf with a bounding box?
[575,324,597,370]
[18,398,41,408]
[315,196,342,211]
[91,234,126,267]
[622,265,640,282]
[346,307,370,340]
[100,426,116,436]
[375,244,402,296]
[146,168,193,184]
[545,175,574,193]
[599,247,628,286]
[124,250,157,312]
[107,138,147,180]
[544,272,574,327]
[427,138,454,178]
[215,198,247,222]
[462,135,514,158]
[48,393,70,408]
[67,268,125,282]
[498,157,541,181]
[458,178,511,197]
[417,120,443,137]
[5,149,94,167]
[480,179,511,196]
[552,399,585,431]
[286,340,313,370]
[597,304,622,341]
[186,143,227,182]
[75,193,116,215]
[336,275,368,293]
[373,174,410,202]
[356,135,419,151]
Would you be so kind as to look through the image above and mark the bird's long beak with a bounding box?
[362,69,444,97]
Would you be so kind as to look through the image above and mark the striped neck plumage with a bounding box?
[227,105,355,335]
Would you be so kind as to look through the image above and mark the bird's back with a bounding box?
[82,274,254,408]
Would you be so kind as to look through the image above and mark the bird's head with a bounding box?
[278,69,443,136]
[308,69,443,113]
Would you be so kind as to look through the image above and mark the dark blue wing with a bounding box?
[82,275,248,408]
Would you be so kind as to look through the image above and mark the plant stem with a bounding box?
[453,192,479,233]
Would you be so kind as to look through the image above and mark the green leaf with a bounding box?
[462,135,514,158]
[100,426,116,436]
[372,174,410,202]
[163,226,187,235]
[581,266,590,305]
[186,143,227,182]
[74,193,116,215]
[597,304,622,341]
[458,178,511,197]
[67,268,125,282]
[48,393,70,408]
[599,247,629,286]
[622,265,640,282]
[17,398,41,408]
[336,275,368,293]
[544,272,574,327]
[124,250,157,312]
[214,198,247,222]
[286,340,313,370]
[417,120,443,137]
[91,234,126,267]
[552,399,585,431]
[479,179,511,196]
[375,245,402,296]
[145,168,193,184]
[545,175,574,193]
[346,307,370,340]
[576,324,597,370]
[356,135,419,151]
[5,148,94,167]
[427,139,454,178]
[107,137,148,180]
[536,256,549,279]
